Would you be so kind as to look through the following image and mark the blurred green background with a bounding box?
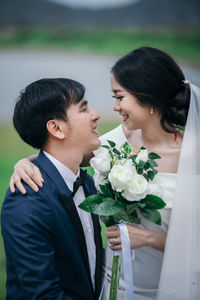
[0,28,200,64]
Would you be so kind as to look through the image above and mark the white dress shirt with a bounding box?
[43,151,96,289]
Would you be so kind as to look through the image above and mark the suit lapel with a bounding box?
[59,193,94,295]
[35,151,71,195]
[92,214,103,299]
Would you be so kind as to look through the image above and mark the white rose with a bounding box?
[108,164,133,192]
[93,172,108,191]
[114,158,135,169]
[135,149,149,164]
[90,148,111,174]
[122,174,148,201]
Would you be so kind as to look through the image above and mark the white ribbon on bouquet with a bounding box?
[118,223,134,300]
[99,223,134,300]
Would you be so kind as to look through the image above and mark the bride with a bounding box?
[9,47,200,299]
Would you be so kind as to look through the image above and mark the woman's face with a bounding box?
[111,74,152,130]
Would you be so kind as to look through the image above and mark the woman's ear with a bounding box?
[46,119,65,140]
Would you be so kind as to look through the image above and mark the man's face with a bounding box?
[64,98,101,153]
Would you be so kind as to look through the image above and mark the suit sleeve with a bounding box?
[1,190,73,300]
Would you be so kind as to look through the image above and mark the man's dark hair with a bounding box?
[13,78,85,149]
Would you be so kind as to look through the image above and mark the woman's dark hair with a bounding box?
[111,46,190,133]
[13,78,85,149]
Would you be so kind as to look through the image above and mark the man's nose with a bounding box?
[90,108,100,121]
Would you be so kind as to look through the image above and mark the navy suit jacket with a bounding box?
[1,151,103,300]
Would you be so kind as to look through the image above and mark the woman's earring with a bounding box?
[150,107,154,114]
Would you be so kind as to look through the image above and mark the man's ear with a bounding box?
[46,119,65,140]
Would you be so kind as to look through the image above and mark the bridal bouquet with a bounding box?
[79,140,166,299]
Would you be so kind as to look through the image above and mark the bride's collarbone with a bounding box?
[124,128,182,173]
[124,129,183,153]
[154,152,181,174]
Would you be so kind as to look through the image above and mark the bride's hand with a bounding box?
[9,158,44,194]
[106,224,166,252]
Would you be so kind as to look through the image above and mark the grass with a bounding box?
[0,28,200,65]
[0,118,120,299]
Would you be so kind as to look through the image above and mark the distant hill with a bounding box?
[0,0,199,28]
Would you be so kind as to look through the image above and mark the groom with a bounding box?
[1,78,103,299]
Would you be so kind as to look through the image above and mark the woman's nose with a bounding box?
[113,99,120,112]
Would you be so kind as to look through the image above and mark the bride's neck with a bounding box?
[124,123,180,150]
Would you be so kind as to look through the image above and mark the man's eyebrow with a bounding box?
[79,100,88,108]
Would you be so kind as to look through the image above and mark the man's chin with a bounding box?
[89,140,101,152]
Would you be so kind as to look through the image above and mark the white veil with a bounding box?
[157,83,200,299]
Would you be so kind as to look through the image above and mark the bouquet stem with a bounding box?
[109,254,120,300]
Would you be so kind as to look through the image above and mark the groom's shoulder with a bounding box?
[3,166,58,216]
[3,173,54,208]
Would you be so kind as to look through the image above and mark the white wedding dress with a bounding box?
[97,125,177,300]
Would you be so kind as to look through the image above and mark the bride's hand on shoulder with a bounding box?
[9,155,44,194]
[106,224,166,252]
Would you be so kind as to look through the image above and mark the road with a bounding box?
[0,50,200,122]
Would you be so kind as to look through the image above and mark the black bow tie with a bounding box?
[66,169,87,201]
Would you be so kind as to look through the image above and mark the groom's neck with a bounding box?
[43,144,83,175]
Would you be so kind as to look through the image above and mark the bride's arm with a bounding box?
[9,155,43,194]
[106,225,166,252]
[9,152,94,194]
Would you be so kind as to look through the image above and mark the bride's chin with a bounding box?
[124,121,133,130]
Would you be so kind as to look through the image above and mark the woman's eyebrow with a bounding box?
[112,89,123,93]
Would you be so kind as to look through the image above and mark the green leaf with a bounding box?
[140,146,146,150]
[129,215,141,224]
[109,150,114,160]
[122,141,128,148]
[147,170,155,180]
[137,167,143,174]
[153,168,158,175]
[130,155,137,163]
[148,160,158,167]
[101,145,110,150]
[140,208,162,225]
[148,152,161,160]
[138,160,146,168]
[78,194,103,213]
[123,143,132,155]
[144,162,150,170]
[113,148,121,155]
[143,195,166,209]
[113,210,133,224]
[112,210,130,223]
[99,183,112,196]
[126,203,139,214]
[143,174,150,182]
[138,202,146,209]
[128,209,141,224]
[107,140,116,148]
[94,197,123,216]
[101,216,116,227]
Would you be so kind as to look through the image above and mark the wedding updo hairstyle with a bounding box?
[111,46,190,133]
